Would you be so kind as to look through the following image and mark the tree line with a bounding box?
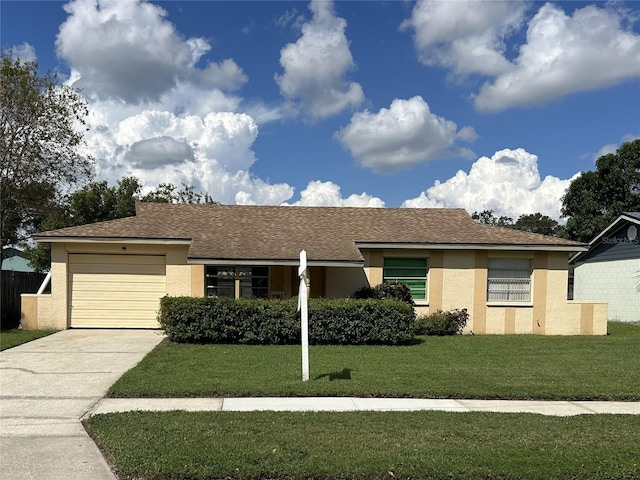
[2,51,639,272]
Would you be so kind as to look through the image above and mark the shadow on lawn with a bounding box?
[314,368,352,381]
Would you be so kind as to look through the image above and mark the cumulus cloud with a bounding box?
[402,148,577,221]
[56,0,247,103]
[115,110,258,172]
[335,96,476,172]
[590,134,640,162]
[82,108,294,205]
[125,136,194,168]
[401,0,526,77]
[402,1,640,111]
[9,42,37,62]
[283,181,385,207]
[275,0,364,119]
[474,3,640,111]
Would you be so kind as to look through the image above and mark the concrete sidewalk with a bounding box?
[87,396,640,417]
[0,329,165,480]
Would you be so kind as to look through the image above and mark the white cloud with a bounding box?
[283,181,385,207]
[456,125,479,143]
[56,0,247,103]
[591,134,640,162]
[82,108,294,205]
[275,0,364,119]
[335,96,475,172]
[401,0,526,77]
[402,1,640,112]
[475,3,640,112]
[402,148,577,221]
[9,42,37,62]
[125,136,194,168]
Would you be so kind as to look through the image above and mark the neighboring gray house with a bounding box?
[570,212,640,323]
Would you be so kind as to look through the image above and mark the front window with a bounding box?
[383,258,428,300]
[206,266,269,299]
[487,259,531,302]
[205,266,235,298]
[239,266,269,299]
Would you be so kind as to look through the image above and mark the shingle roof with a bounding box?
[34,203,586,263]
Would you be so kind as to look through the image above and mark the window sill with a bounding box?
[414,300,429,307]
[486,302,533,308]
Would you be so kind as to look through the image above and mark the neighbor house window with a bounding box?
[487,259,532,302]
[206,266,269,299]
[383,258,428,300]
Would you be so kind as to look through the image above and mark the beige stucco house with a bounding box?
[22,203,607,335]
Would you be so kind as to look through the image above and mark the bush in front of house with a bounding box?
[158,296,415,345]
[352,283,415,305]
[413,308,469,336]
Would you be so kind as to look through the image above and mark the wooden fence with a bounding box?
[1,271,47,330]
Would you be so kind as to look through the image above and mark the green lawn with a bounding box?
[108,322,640,400]
[0,329,55,351]
[86,410,640,480]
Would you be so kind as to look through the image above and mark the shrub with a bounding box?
[413,308,469,336]
[352,283,415,305]
[158,296,414,345]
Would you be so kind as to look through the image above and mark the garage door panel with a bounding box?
[70,264,165,276]
[71,288,166,300]
[69,254,166,329]
[73,304,160,313]
[70,254,165,266]
[71,275,166,289]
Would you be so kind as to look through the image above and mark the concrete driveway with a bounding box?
[0,329,164,480]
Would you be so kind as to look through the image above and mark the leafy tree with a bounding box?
[140,182,218,204]
[0,52,93,266]
[26,177,217,271]
[513,213,559,236]
[472,210,561,236]
[67,176,141,225]
[561,139,640,242]
[471,210,514,227]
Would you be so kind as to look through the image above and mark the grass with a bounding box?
[108,322,640,400]
[86,410,640,480]
[0,328,55,351]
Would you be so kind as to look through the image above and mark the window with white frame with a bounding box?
[206,266,269,299]
[383,258,428,300]
[487,259,532,302]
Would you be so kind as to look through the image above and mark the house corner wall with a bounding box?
[165,245,192,296]
[48,243,69,330]
[190,264,205,297]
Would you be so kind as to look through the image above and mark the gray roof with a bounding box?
[34,203,586,263]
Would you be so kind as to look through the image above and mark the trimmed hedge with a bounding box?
[413,308,469,336]
[158,296,415,346]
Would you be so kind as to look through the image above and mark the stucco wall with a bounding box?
[26,242,195,330]
[325,267,369,298]
[574,258,640,323]
[20,294,54,331]
[362,248,606,335]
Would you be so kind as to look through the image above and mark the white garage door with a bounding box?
[69,254,166,328]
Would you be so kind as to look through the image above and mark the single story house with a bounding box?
[22,203,607,335]
[570,212,640,323]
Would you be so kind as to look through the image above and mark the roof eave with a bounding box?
[188,258,364,267]
[32,236,192,245]
[356,242,587,252]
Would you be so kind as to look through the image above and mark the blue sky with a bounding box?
[2,0,639,221]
